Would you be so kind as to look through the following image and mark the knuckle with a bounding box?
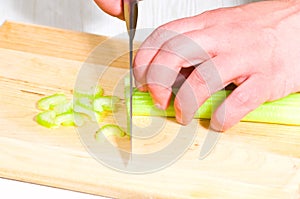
[160,36,189,61]
[200,9,219,19]
[232,90,251,107]
[161,37,178,52]
[198,8,227,21]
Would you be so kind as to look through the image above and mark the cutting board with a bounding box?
[1,21,300,199]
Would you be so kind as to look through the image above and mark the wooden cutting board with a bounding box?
[0,21,300,199]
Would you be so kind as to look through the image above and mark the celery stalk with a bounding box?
[130,89,300,126]
[243,96,300,125]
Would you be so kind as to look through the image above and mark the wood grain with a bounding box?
[0,21,300,199]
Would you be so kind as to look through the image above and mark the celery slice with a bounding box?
[93,96,120,112]
[53,101,73,115]
[36,111,59,128]
[76,97,94,110]
[37,94,67,111]
[73,104,97,122]
[74,86,104,99]
[55,112,84,127]
[95,124,126,141]
[55,113,75,126]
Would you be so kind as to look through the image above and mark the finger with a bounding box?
[133,7,241,90]
[134,15,213,90]
[94,0,124,19]
[146,30,217,109]
[174,55,251,125]
[210,75,271,132]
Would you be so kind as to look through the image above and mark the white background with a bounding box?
[0,0,256,198]
[0,0,255,36]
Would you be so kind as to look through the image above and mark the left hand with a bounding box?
[133,0,300,131]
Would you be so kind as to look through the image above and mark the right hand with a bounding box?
[132,0,300,131]
[94,0,124,20]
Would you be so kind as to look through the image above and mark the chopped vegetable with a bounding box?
[53,101,73,115]
[95,124,126,141]
[74,86,104,99]
[73,97,97,121]
[55,112,85,127]
[73,103,97,122]
[36,86,122,130]
[36,111,59,128]
[93,96,120,112]
[37,94,67,111]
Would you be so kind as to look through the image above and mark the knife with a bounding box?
[199,129,221,160]
[123,0,138,161]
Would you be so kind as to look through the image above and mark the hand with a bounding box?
[94,0,124,19]
[133,0,300,131]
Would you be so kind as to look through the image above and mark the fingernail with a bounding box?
[175,108,183,124]
[210,120,222,132]
[175,100,188,125]
[148,84,171,110]
[137,85,148,92]
[136,81,148,92]
[210,113,226,132]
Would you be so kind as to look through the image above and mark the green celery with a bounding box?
[74,86,104,99]
[93,96,120,112]
[55,112,85,127]
[53,101,73,115]
[37,94,67,111]
[95,124,126,141]
[36,111,59,129]
[130,89,300,126]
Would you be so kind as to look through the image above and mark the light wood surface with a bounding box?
[0,21,300,199]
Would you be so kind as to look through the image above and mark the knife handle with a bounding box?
[123,0,138,39]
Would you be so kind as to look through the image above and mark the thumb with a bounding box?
[210,75,270,132]
[94,0,124,20]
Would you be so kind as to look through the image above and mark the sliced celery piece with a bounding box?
[93,96,120,112]
[76,97,94,110]
[74,86,104,99]
[37,94,67,111]
[95,124,126,141]
[36,111,59,129]
[53,101,73,115]
[55,112,85,127]
[73,105,97,122]
[74,98,97,122]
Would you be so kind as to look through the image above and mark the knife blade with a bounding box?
[199,130,221,160]
[123,0,138,162]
